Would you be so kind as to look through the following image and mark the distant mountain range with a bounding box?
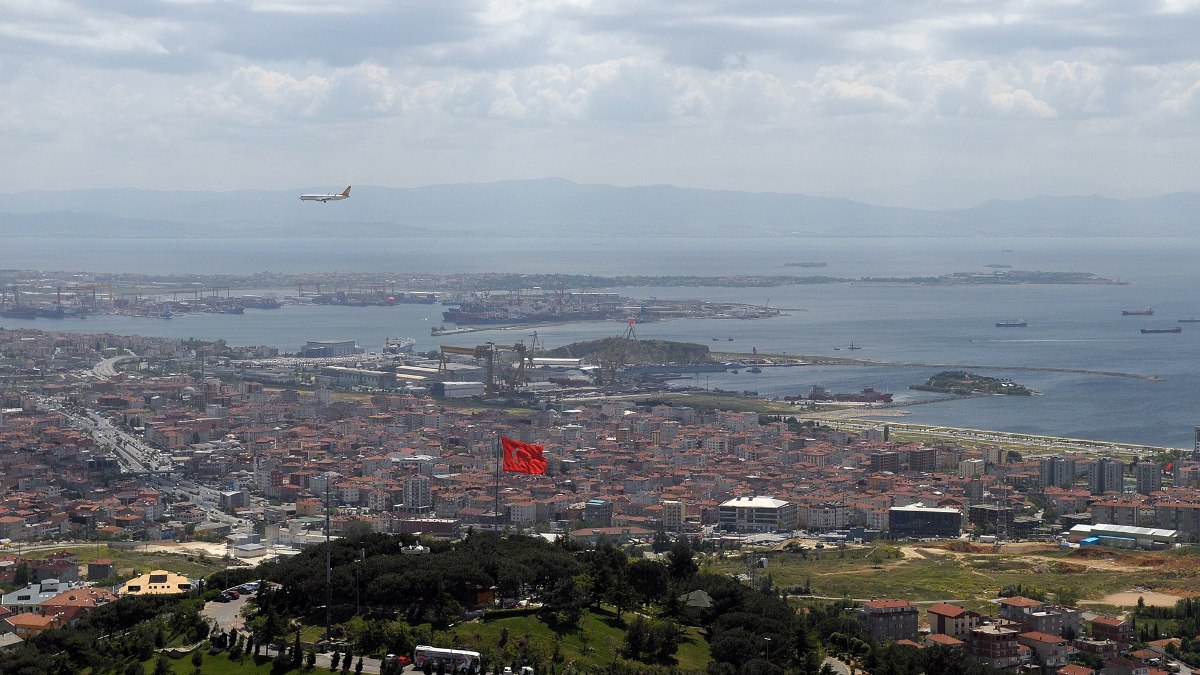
[1,178,1198,238]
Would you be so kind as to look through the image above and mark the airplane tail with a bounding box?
[341,186,352,197]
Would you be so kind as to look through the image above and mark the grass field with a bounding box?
[424,607,710,673]
[703,542,1200,617]
[31,543,236,581]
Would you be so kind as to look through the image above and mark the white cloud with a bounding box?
[1,0,1200,205]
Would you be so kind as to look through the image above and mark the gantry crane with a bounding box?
[438,341,532,397]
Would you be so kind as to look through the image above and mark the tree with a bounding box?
[355,657,364,674]
[651,531,672,554]
[627,559,669,607]
[667,540,698,581]
[153,655,173,675]
[12,562,29,587]
[331,650,341,671]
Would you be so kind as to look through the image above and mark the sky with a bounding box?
[2,1,1200,208]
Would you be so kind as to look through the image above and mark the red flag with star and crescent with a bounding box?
[501,436,546,475]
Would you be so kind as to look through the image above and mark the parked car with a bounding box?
[225,589,240,599]
[214,593,232,603]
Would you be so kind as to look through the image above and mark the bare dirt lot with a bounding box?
[1089,591,1183,607]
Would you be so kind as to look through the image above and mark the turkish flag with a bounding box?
[501,437,546,475]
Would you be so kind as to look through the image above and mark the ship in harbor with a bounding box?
[788,385,893,403]
[383,337,416,354]
[0,306,37,319]
[1141,327,1181,334]
[1178,318,1200,323]
[995,319,1028,327]
[1122,307,1154,316]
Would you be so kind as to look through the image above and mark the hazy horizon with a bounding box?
[3,2,1200,210]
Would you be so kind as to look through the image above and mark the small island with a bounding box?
[911,370,1034,396]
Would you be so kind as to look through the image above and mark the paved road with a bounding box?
[202,595,387,673]
[93,354,139,378]
[823,655,851,674]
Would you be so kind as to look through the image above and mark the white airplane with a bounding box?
[299,186,351,202]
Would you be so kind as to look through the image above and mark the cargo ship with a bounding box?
[1178,318,1200,323]
[0,306,37,319]
[1122,307,1154,316]
[995,319,1028,327]
[1141,327,1181,334]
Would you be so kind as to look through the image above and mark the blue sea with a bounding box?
[3,235,1200,448]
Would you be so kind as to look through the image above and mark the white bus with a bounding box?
[412,645,482,672]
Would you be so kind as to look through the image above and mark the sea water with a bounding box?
[3,235,1199,448]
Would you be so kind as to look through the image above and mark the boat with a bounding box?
[846,343,862,350]
[747,366,763,373]
[384,337,416,354]
[0,306,37,319]
[1178,318,1200,323]
[431,326,479,336]
[1123,307,1154,316]
[241,295,283,309]
[995,319,1028,327]
[1141,327,1181,334]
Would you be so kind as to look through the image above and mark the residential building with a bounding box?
[1134,462,1162,495]
[118,570,193,596]
[662,499,686,532]
[1040,456,1078,489]
[1099,657,1148,675]
[1090,458,1124,495]
[926,603,982,640]
[970,625,1021,670]
[999,596,1063,636]
[718,496,798,533]
[858,599,918,643]
[1017,631,1069,671]
[1090,616,1132,645]
[888,506,961,539]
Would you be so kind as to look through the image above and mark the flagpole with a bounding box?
[494,433,501,532]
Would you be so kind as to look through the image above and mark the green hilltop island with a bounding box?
[911,370,1035,396]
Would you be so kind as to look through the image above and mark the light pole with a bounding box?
[764,636,771,667]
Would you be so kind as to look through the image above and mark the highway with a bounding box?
[41,398,255,541]
[93,353,140,378]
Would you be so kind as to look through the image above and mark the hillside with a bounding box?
[4,179,1200,238]
[546,338,712,364]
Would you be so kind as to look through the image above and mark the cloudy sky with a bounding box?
[2,0,1200,207]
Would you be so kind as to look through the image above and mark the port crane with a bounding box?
[597,318,638,386]
[438,341,531,397]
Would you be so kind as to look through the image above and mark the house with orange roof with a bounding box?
[926,603,982,639]
[40,587,117,622]
[1017,631,1069,671]
[1091,615,1132,645]
[923,633,964,650]
[4,612,63,639]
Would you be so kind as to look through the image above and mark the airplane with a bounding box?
[299,186,351,202]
